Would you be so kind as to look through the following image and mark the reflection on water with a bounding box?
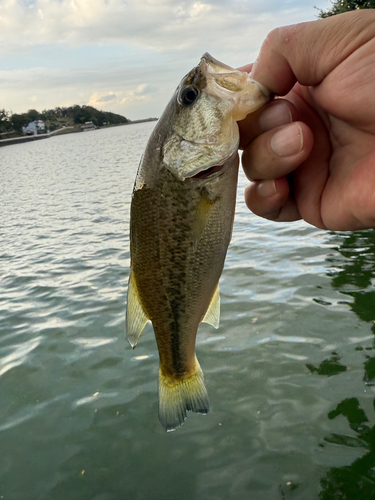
[1,123,375,499]
[306,353,347,377]
[310,230,375,499]
[330,230,375,323]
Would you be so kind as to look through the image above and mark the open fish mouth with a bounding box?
[188,164,224,180]
[183,148,240,181]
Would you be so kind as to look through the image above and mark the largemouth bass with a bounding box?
[126,53,270,431]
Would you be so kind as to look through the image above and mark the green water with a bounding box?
[1,122,375,499]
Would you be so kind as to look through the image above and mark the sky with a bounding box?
[0,0,332,121]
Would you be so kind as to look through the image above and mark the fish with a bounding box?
[126,53,270,431]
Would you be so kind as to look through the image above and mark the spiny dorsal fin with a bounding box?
[126,271,149,348]
[201,284,220,329]
[192,196,215,252]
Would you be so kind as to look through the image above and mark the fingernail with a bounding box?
[259,103,292,130]
[271,123,303,157]
[257,179,277,198]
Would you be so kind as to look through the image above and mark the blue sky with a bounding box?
[0,0,331,120]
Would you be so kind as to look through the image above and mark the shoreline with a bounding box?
[0,118,158,148]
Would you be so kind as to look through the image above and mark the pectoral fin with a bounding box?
[192,196,215,252]
[126,272,149,348]
[201,284,220,329]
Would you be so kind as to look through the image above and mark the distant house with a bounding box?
[22,120,45,135]
[81,121,96,132]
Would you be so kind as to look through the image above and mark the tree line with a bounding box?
[0,105,130,135]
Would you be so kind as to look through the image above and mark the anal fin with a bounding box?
[126,271,149,348]
[201,283,220,329]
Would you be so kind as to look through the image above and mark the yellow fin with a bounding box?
[192,196,214,252]
[126,272,149,349]
[158,357,210,432]
[201,284,220,329]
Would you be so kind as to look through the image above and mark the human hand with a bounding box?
[239,10,375,230]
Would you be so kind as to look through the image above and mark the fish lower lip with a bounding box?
[189,165,223,180]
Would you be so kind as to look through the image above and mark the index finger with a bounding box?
[251,10,375,95]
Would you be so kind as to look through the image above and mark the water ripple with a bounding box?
[0,336,42,377]
[1,123,374,499]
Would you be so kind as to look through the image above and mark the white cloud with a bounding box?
[87,85,151,110]
[190,2,212,17]
[0,63,163,118]
[0,0,333,119]
[96,93,117,103]
[0,0,325,52]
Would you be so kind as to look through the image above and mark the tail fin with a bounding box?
[158,358,210,432]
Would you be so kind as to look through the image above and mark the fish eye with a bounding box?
[179,86,199,106]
